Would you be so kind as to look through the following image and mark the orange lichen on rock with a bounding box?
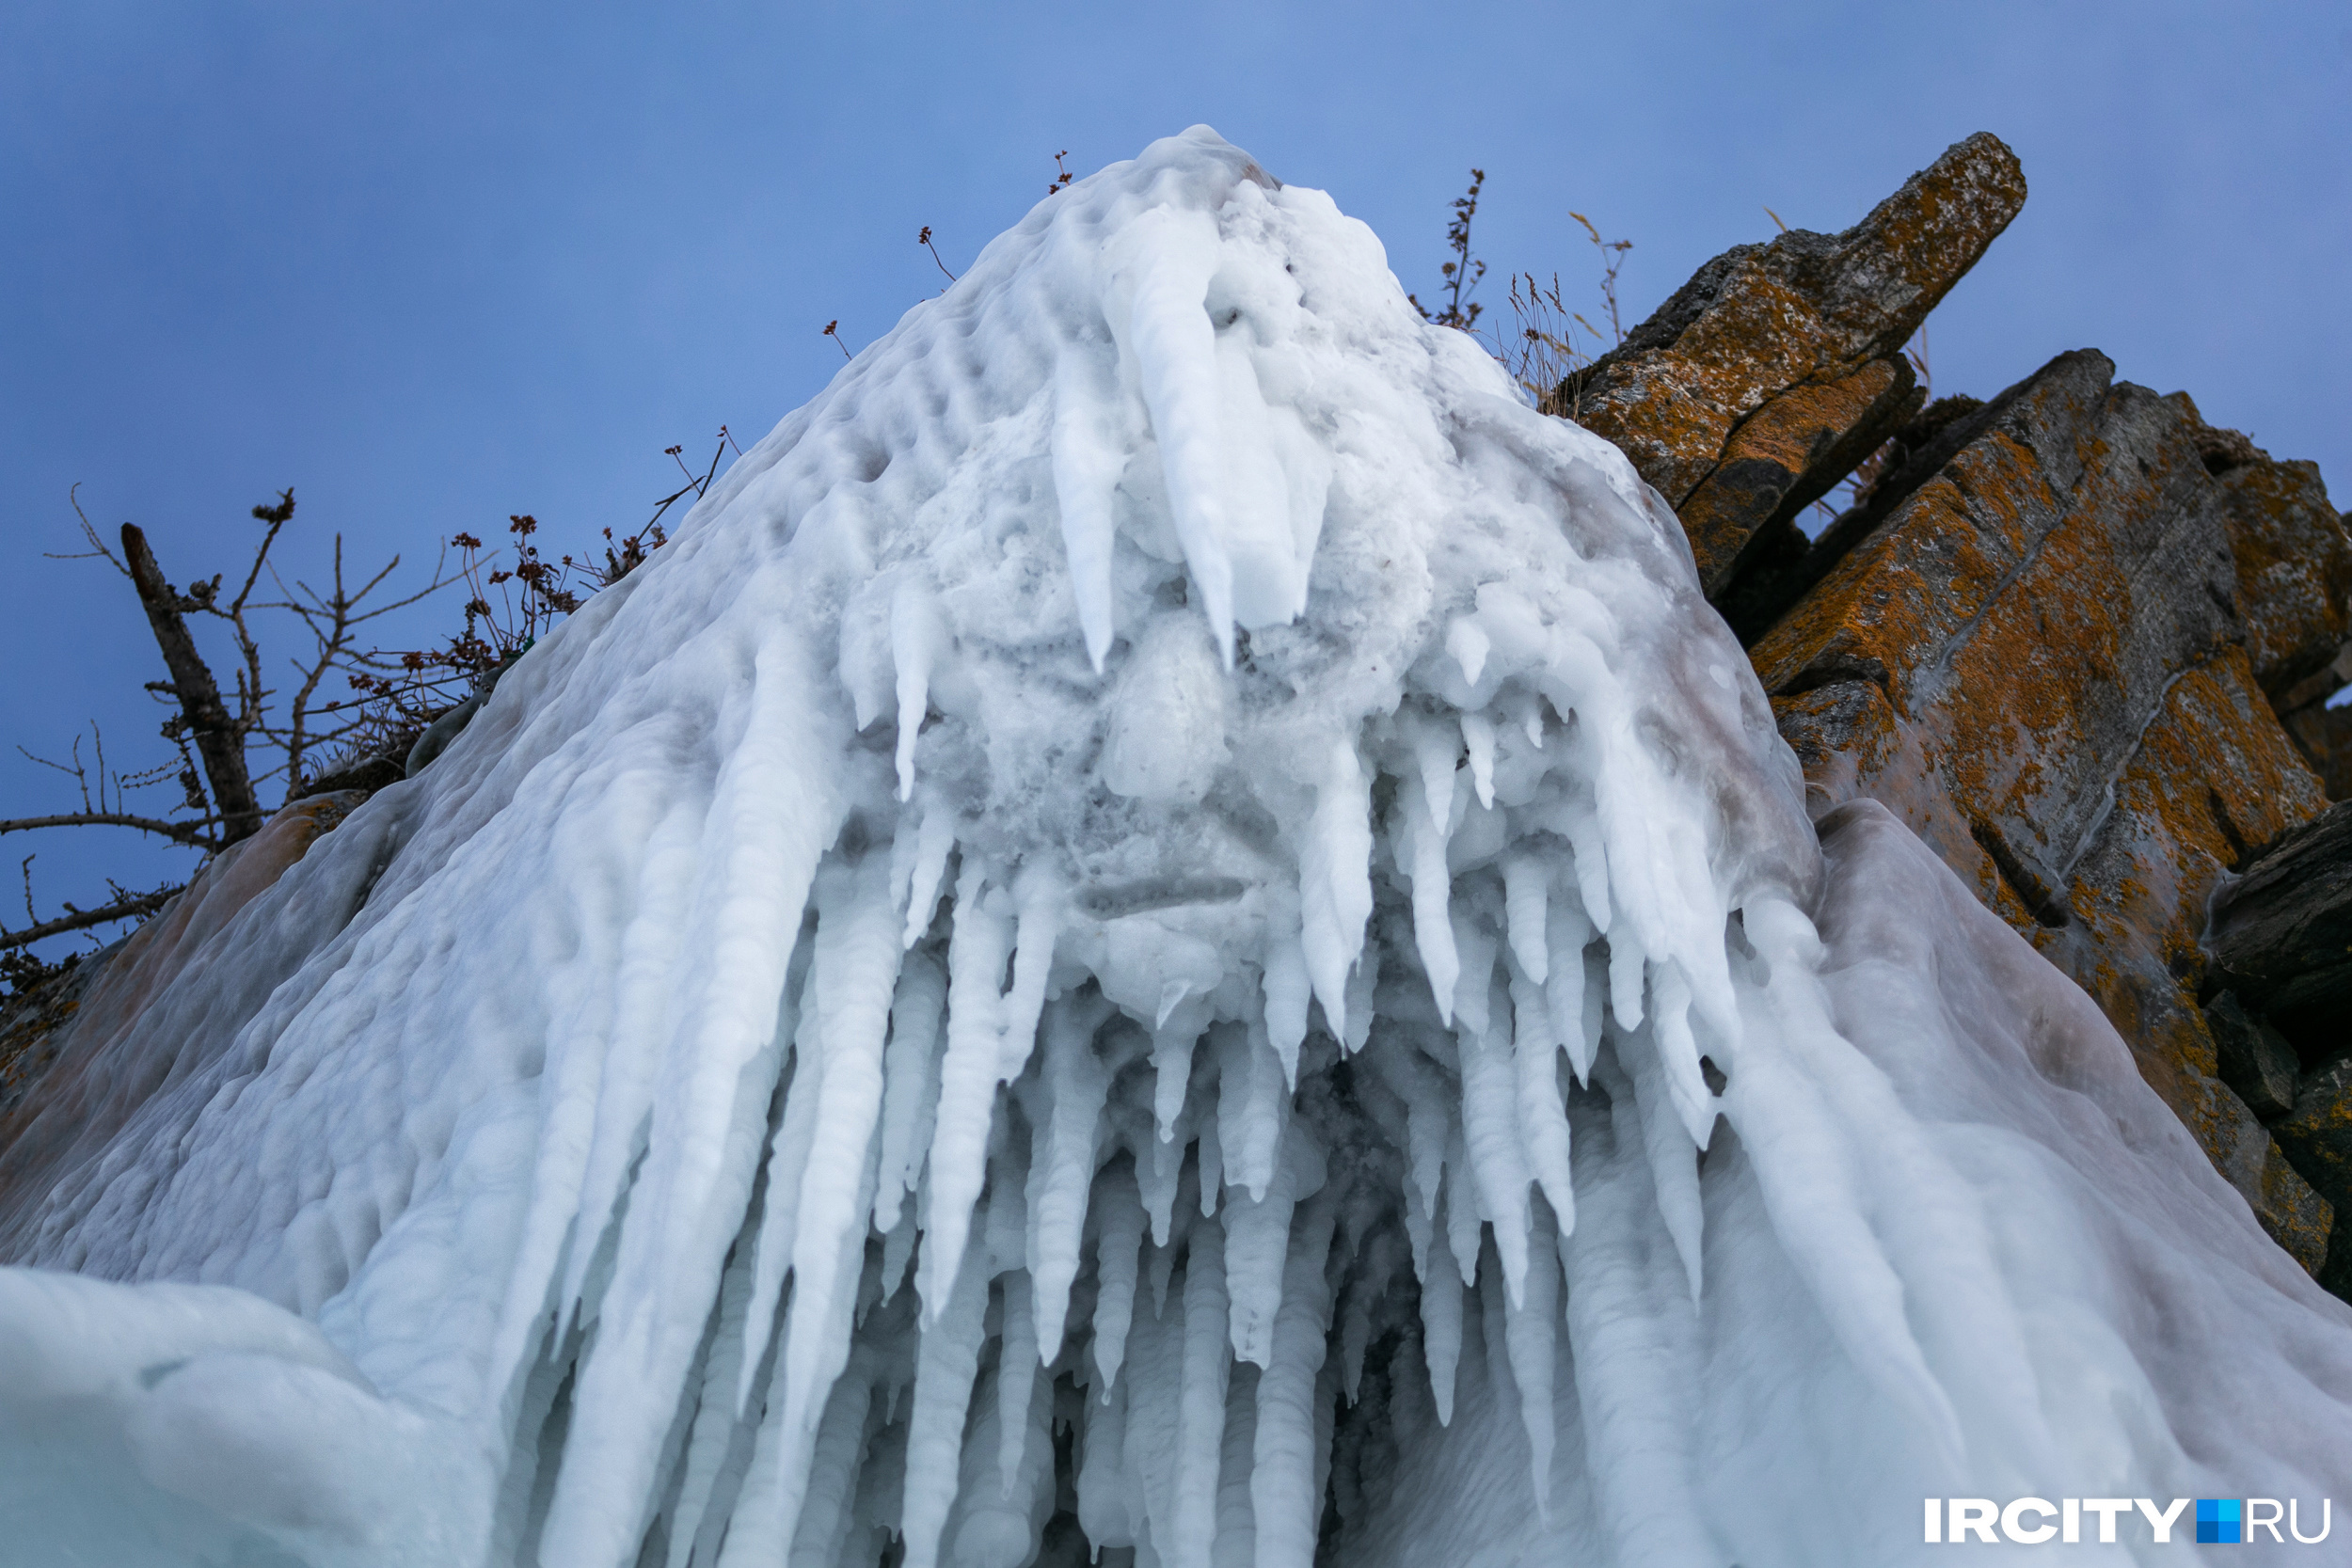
[2042,650,2333,1267]
[1677,356,1920,594]
[1561,132,2025,519]
[1744,342,2336,1271]
[2165,399,2352,698]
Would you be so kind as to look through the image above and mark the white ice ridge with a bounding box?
[3,126,2349,1568]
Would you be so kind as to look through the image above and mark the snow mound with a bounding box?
[4,127,2348,1568]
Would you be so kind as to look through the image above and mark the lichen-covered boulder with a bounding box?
[1740,347,2337,1271]
[1558,132,2025,593]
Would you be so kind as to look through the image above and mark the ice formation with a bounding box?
[4,128,2349,1568]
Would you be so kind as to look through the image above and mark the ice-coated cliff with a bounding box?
[3,128,2347,1568]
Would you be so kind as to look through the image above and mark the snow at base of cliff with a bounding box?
[2,128,2345,1568]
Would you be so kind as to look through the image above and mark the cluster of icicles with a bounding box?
[578,602,1761,1568]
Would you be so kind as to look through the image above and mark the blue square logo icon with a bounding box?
[2197,1498,2242,1544]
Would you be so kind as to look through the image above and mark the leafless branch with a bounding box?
[0,880,185,953]
[0,813,222,850]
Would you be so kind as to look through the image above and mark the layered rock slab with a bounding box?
[1555,132,2024,596]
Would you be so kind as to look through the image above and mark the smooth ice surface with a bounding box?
[3,128,2348,1567]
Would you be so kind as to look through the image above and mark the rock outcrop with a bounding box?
[1574,132,2352,1281]
[1555,132,2026,601]
[2207,801,2352,1046]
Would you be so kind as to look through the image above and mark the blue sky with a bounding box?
[4,1,2346,951]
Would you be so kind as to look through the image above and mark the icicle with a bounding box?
[1216,1020,1291,1201]
[1455,952,1534,1305]
[719,1129,882,1568]
[1615,1020,1707,1305]
[1439,1151,1480,1291]
[1223,1127,1327,1367]
[1547,795,1613,934]
[1460,711,1497,809]
[1212,1362,1262,1568]
[786,1356,878,1566]
[996,869,1063,1081]
[665,1220,761,1568]
[952,1352,1056,1568]
[1248,1198,1338,1568]
[873,950,947,1234]
[738,1012,824,1410]
[1152,1025,1199,1144]
[1608,938,1645,1032]
[1122,1250,1186,1556]
[1396,770,1460,1023]
[1075,1372,1136,1547]
[1563,1056,1717,1564]
[1502,1198,1561,1518]
[1051,341,1124,671]
[1446,615,1491,688]
[1406,709,1460,833]
[1341,936,1377,1054]
[1367,1041,1448,1226]
[1261,886,1311,1088]
[1647,960,1723,1152]
[1146,1230,1179,1320]
[1508,955,1576,1239]
[750,854,905,1553]
[846,1416,909,1564]
[479,798,703,1412]
[996,1270,1039,1497]
[899,810,956,949]
[892,580,946,802]
[1197,1112,1225,1215]
[1420,1212,1463,1425]
[1171,1222,1233,1568]
[916,862,1013,1318]
[1140,1104,1185,1245]
[1399,1175,1433,1284]
[1545,885,1597,1084]
[537,641,850,1568]
[1025,993,1116,1360]
[898,1223,992,1568]
[1109,203,1235,661]
[1450,912,1495,1040]
[1092,1164,1148,1396]
[880,1198,919,1305]
[1297,736,1374,1041]
[1502,855,1549,985]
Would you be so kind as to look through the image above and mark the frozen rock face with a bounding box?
[3,128,2350,1568]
